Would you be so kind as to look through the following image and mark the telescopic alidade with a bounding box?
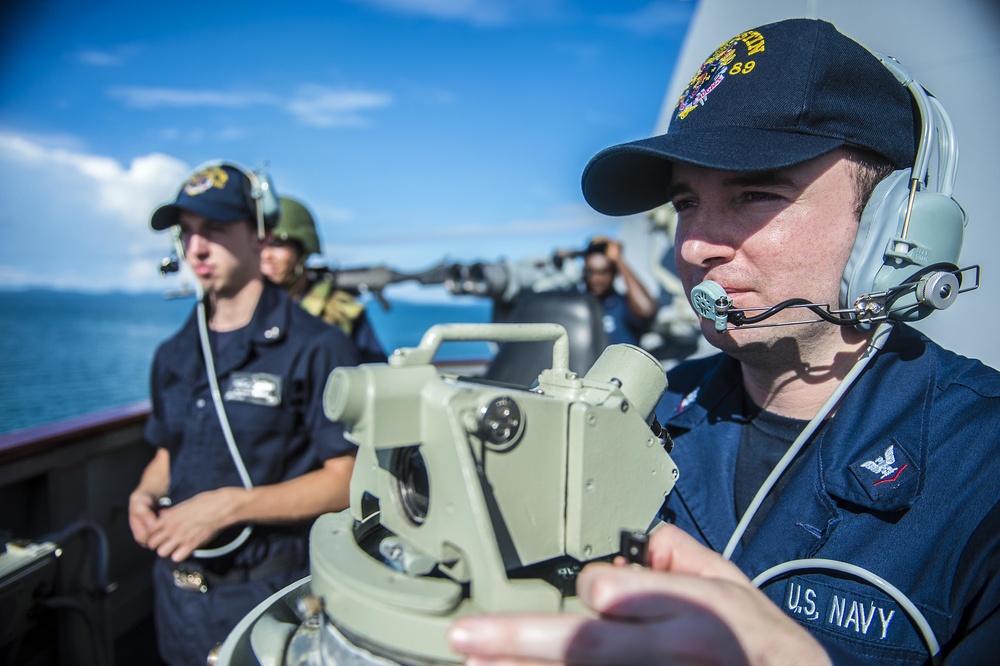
[315,323,676,664]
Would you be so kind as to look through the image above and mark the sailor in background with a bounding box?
[261,196,387,363]
[580,236,658,346]
[448,18,1000,664]
[127,163,360,665]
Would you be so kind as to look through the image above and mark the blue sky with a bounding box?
[0,0,696,294]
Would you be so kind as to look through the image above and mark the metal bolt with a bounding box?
[294,594,324,621]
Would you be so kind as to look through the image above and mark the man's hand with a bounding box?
[131,454,354,563]
[129,447,171,549]
[144,487,247,562]
[128,490,161,548]
[447,525,830,665]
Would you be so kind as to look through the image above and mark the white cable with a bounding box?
[722,322,894,560]
[171,232,254,559]
[723,322,940,659]
[723,57,948,663]
[752,558,940,661]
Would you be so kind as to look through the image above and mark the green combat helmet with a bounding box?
[272,196,366,333]
[273,196,321,256]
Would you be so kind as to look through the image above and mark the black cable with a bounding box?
[39,596,110,666]
[728,262,962,328]
[39,520,114,666]
[730,298,857,327]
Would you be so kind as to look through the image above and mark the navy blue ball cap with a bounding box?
[582,18,918,216]
[151,164,254,231]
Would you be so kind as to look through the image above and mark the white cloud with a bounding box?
[109,87,278,109]
[599,1,694,36]
[0,134,622,293]
[0,265,41,286]
[95,153,191,224]
[286,86,394,128]
[77,50,125,67]
[78,50,124,66]
[344,0,564,26]
[0,131,190,292]
[350,0,512,25]
[76,44,139,67]
[107,84,393,128]
[0,132,188,227]
[0,128,88,152]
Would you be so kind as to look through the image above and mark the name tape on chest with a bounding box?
[222,372,283,407]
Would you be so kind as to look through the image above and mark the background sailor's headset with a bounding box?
[736,55,966,663]
[840,53,967,326]
[167,160,280,559]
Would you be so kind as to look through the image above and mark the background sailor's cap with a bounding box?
[151,164,254,231]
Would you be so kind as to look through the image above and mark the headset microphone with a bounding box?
[688,280,860,333]
[159,255,179,276]
[690,266,979,334]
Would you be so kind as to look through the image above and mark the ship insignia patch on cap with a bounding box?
[184,166,229,197]
[676,29,765,120]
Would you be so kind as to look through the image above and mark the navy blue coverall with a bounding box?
[656,323,1000,664]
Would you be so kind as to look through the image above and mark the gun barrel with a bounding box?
[325,263,455,295]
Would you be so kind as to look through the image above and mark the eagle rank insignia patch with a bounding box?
[849,440,919,508]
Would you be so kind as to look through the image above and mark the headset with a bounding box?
[841,54,968,326]
[160,160,281,559]
[691,54,977,334]
[204,159,281,240]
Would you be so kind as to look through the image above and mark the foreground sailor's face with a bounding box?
[670,149,862,358]
[178,211,260,296]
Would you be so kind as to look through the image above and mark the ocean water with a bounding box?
[0,289,492,435]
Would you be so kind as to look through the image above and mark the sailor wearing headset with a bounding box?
[128,163,359,666]
[448,18,1000,665]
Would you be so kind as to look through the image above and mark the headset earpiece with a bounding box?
[839,55,967,328]
[251,170,281,231]
[842,169,966,323]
